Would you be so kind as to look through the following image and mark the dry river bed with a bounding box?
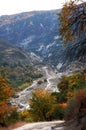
[12,66,63,111]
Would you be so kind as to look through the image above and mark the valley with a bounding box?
[0,5,86,130]
[12,66,60,111]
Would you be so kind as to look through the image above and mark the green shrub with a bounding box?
[44,79,47,82]
[7,109,19,124]
[50,105,65,120]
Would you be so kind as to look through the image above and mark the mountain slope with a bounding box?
[0,10,86,72]
[0,39,42,65]
[0,10,60,56]
[0,39,43,88]
[0,39,30,65]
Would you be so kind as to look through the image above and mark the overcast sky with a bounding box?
[0,0,66,16]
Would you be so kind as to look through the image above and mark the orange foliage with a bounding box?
[0,75,14,125]
[59,103,67,108]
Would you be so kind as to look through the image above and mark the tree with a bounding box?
[29,89,64,121]
[0,75,14,126]
[58,72,86,102]
[58,0,86,44]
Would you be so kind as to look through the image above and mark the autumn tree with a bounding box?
[57,72,86,102]
[29,89,64,121]
[58,0,86,44]
[0,75,15,126]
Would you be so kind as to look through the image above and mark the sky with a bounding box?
[0,0,66,16]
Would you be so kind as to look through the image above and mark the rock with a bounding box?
[13,121,64,130]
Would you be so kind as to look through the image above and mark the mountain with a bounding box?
[0,10,60,56]
[0,39,43,88]
[0,10,86,72]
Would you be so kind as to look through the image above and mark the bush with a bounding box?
[19,110,33,122]
[51,92,67,103]
[37,80,43,85]
[50,104,65,120]
[7,109,19,124]
[44,79,47,82]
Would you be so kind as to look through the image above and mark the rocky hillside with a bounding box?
[0,10,86,72]
[0,39,42,65]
